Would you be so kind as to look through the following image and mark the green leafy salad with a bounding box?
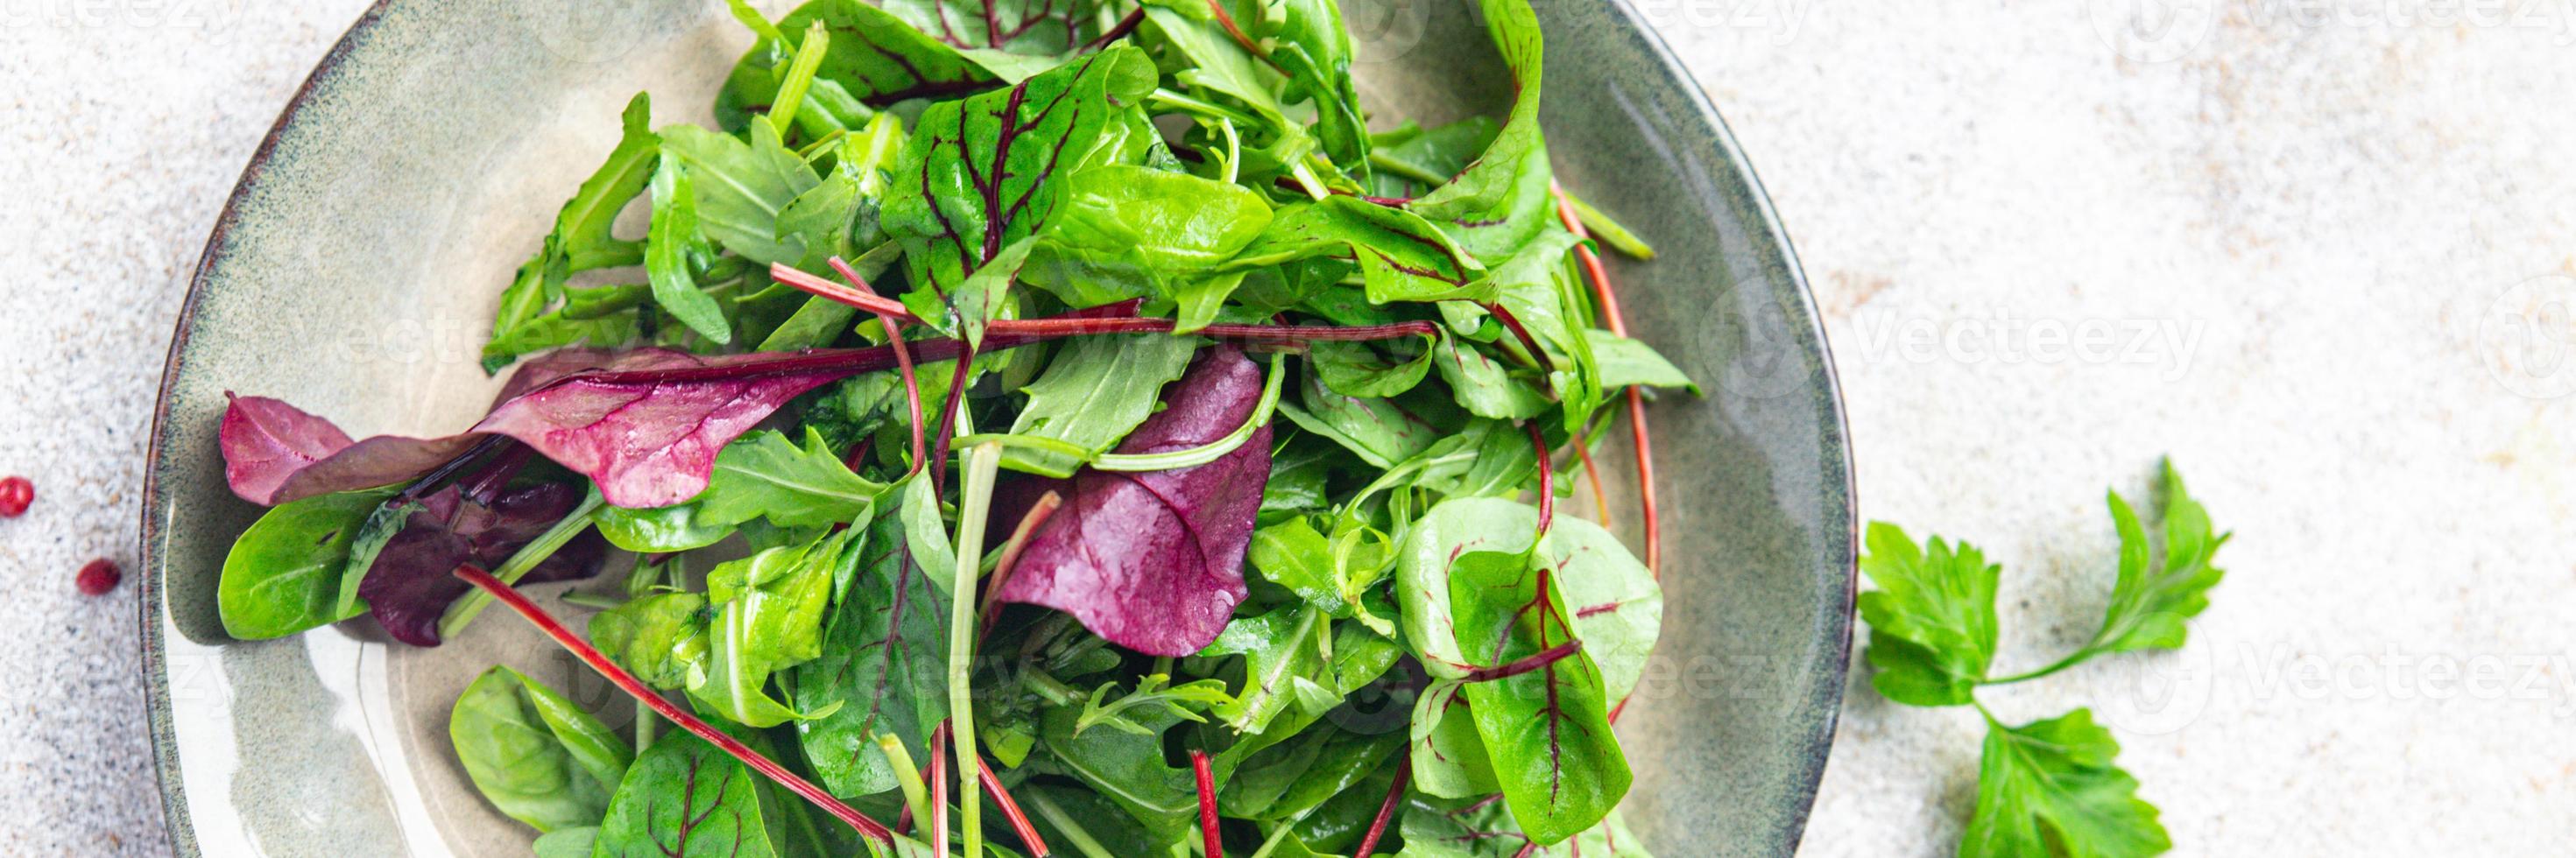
[210,0,1695,854]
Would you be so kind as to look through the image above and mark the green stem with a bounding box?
[1246,823,1296,858]
[1093,352,1286,472]
[1027,791,1118,858]
[876,733,933,828]
[1366,151,1449,186]
[1151,88,1261,128]
[769,21,830,136]
[558,592,628,610]
[437,493,603,641]
[1557,187,1657,260]
[1980,647,2097,686]
[1020,668,1085,708]
[1288,158,1330,201]
[635,698,656,749]
[949,443,1004,858]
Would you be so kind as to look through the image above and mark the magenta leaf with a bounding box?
[997,345,1273,656]
[219,394,484,506]
[469,348,860,509]
[358,482,607,646]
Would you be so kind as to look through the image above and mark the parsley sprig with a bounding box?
[1860,459,2227,857]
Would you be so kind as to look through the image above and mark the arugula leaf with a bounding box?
[722,0,998,129]
[1276,372,1451,469]
[589,591,711,690]
[645,155,734,343]
[1407,0,1556,261]
[1196,601,1337,734]
[1450,545,1628,845]
[449,665,631,833]
[882,47,1157,315]
[695,427,888,530]
[1267,0,1369,170]
[1857,522,2001,707]
[1000,332,1199,476]
[1310,335,1435,398]
[1036,697,1198,850]
[1218,722,1401,822]
[791,504,951,798]
[1075,673,1235,736]
[594,728,787,857]
[485,93,658,370]
[216,487,397,640]
[2086,461,2227,655]
[660,122,822,266]
[1962,708,2170,858]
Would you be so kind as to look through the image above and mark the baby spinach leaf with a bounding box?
[696,427,888,530]
[1001,332,1199,477]
[1406,0,1556,262]
[1246,517,1350,617]
[217,487,398,639]
[646,155,734,344]
[449,665,632,833]
[882,47,1157,313]
[1450,547,1627,846]
[791,505,951,798]
[1267,0,1368,169]
[660,122,822,266]
[1962,709,2170,858]
[589,591,711,690]
[1433,336,1551,420]
[1225,196,1492,305]
[1395,497,1540,678]
[1856,522,2001,707]
[1584,329,1697,394]
[1141,5,1292,130]
[1275,373,1447,469]
[996,345,1274,656]
[1368,116,1498,193]
[1541,516,1663,701]
[1408,678,1499,798]
[688,530,854,727]
[594,502,735,553]
[594,728,786,858]
[2084,461,2227,656]
[1410,419,1538,501]
[529,826,596,858]
[1022,165,1274,331]
[1399,795,1652,857]
[1311,335,1434,398]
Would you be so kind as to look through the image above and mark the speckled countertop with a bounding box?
[5,1,2573,855]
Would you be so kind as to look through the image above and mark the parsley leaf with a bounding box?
[1963,708,2171,858]
[1855,522,2001,707]
[2087,460,2228,655]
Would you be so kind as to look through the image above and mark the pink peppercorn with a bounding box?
[0,475,30,517]
[77,559,122,596]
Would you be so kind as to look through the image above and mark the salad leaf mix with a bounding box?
[211,1,1695,854]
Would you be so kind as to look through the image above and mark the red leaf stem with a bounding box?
[1551,183,1661,576]
[1192,749,1222,858]
[1461,639,1583,683]
[1352,757,1411,857]
[977,756,1050,856]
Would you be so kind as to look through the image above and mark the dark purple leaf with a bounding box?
[997,345,1273,656]
[358,481,607,646]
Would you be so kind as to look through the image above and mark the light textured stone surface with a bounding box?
[4,1,2573,855]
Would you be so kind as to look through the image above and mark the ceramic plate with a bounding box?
[141,1,1853,854]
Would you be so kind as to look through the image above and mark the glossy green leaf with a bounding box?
[1962,709,2170,858]
[1395,497,1539,678]
[1074,672,1234,737]
[594,728,786,857]
[1023,165,1274,330]
[484,93,657,369]
[688,530,853,727]
[218,487,399,640]
[1584,329,1697,393]
[660,122,822,266]
[1311,335,1435,398]
[1450,544,1627,845]
[999,332,1200,477]
[1197,601,1336,735]
[791,505,951,798]
[882,47,1157,315]
[1857,522,2001,707]
[589,591,711,691]
[1407,0,1556,262]
[1225,196,1492,305]
[697,427,888,530]
[2086,461,2227,655]
[448,665,631,833]
[646,155,734,343]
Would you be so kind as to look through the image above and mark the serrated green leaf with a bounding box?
[1857,522,2000,707]
[1962,708,2170,858]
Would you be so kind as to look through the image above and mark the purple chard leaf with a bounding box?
[996,344,1274,657]
[358,482,608,647]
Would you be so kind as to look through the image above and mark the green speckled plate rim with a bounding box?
[136,1,1859,854]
